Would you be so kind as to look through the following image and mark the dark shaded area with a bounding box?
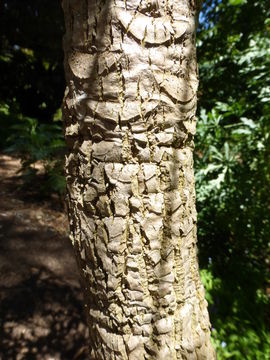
[0,0,65,122]
[0,155,89,359]
[0,0,66,195]
[1,269,88,360]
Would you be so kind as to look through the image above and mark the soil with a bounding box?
[0,155,89,360]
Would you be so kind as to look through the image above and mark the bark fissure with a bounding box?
[62,0,216,359]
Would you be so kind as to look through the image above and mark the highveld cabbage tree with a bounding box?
[62,0,216,358]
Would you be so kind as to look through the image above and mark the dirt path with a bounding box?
[0,155,88,360]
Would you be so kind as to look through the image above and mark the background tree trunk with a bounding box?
[62,0,216,359]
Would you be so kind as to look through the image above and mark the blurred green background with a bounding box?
[0,0,269,358]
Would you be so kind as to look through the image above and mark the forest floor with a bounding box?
[0,154,89,360]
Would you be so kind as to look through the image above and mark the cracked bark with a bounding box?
[62,0,216,359]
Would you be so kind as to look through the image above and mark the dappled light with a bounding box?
[0,155,88,359]
[0,0,269,359]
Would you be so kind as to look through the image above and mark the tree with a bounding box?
[62,0,216,359]
[194,1,270,357]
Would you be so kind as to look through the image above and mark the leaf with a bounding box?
[202,163,223,175]
[209,145,223,161]
[53,108,62,122]
[215,102,230,112]
[229,0,247,5]
[240,117,256,129]
[208,169,226,190]
[232,128,251,135]
[224,142,230,161]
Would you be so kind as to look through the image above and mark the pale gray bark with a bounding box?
[62,0,216,359]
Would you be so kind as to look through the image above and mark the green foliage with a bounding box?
[229,0,246,6]
[197,1,270,358]
[201,266,270,359]
[3,103,66,195]
[0,1,66,195]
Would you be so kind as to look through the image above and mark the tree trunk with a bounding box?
[62,0,216,359]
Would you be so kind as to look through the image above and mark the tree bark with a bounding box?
[62,0,216,359]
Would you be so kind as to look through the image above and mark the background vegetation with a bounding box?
[0,0,269,358]
[0,0,66,195]
[196,1,270,358]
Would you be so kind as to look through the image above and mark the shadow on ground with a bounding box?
[0,155,89,360]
